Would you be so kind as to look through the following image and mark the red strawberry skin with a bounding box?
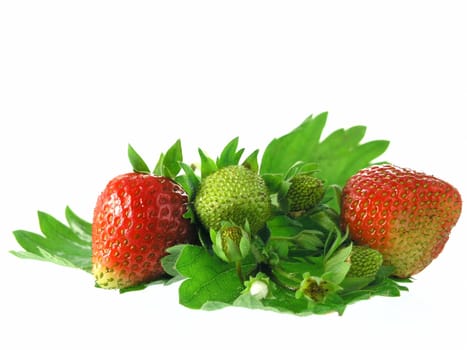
[341,164,462,278]
[92,172,195,289]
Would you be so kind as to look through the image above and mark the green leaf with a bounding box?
[161,244,187,284]
[267,215,303,238]
[297,208,341,234]
[317,134,389,187]
[261,113,327,175]
[340,276,375,291]
[12,229,92,271]
[260,112,389,189]
[340,277,410,303]
[128,144,151,173]
[65,206,92,243]
[236,281,346,316]
[11,208,92,272]
[246,288,311,314]
[10,249,77,268]
[38,211,90,248]
[173,245,256,309]
[35,247,79,268]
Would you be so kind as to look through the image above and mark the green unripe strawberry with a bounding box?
[220,226,243,253]
[194,165,271,234]
[347,245,383,279]
[286,174,325,215]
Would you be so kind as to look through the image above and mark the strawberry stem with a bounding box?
[236,261,244,283]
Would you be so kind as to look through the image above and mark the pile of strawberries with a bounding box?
[92,158,462,289]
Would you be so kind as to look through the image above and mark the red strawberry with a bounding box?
[92,172,195,289]
[341,164,462,278]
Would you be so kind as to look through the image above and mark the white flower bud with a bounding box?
[249,280,269,300]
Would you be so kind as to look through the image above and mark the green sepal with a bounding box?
[153,139,183,179]
[323,228,349,262]
[196,226,212,250]
[216,137,245,168]
[128,144,151,174]
[266,216,325,257]
[283,161,318,181]
[241,272,271,300]
[242,149,259,173]
[262,173,284,193]
[323,244,352,285]
[198,148,217,179]
[210,222,252,263]
[176,162,200,224]
[297,208,342,238]
[262,161,318,196]
[176,162,201,200]
[181,206,197,225]
[295,273,342,303]
[290,230,324,252]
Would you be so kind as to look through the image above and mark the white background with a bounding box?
[1,1,465,349]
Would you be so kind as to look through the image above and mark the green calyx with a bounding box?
[347,245,383,279]
[195,165,271,234]
[128,140,183,179]
[295,273,340,303]
[285,174,325,216]
[210,222,251,263]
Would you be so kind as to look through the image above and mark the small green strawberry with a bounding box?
[194,165,271,234]
[210,222,251,263]
[285,174,325,216]
[341,164,462,278]
[346,245,383,279]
